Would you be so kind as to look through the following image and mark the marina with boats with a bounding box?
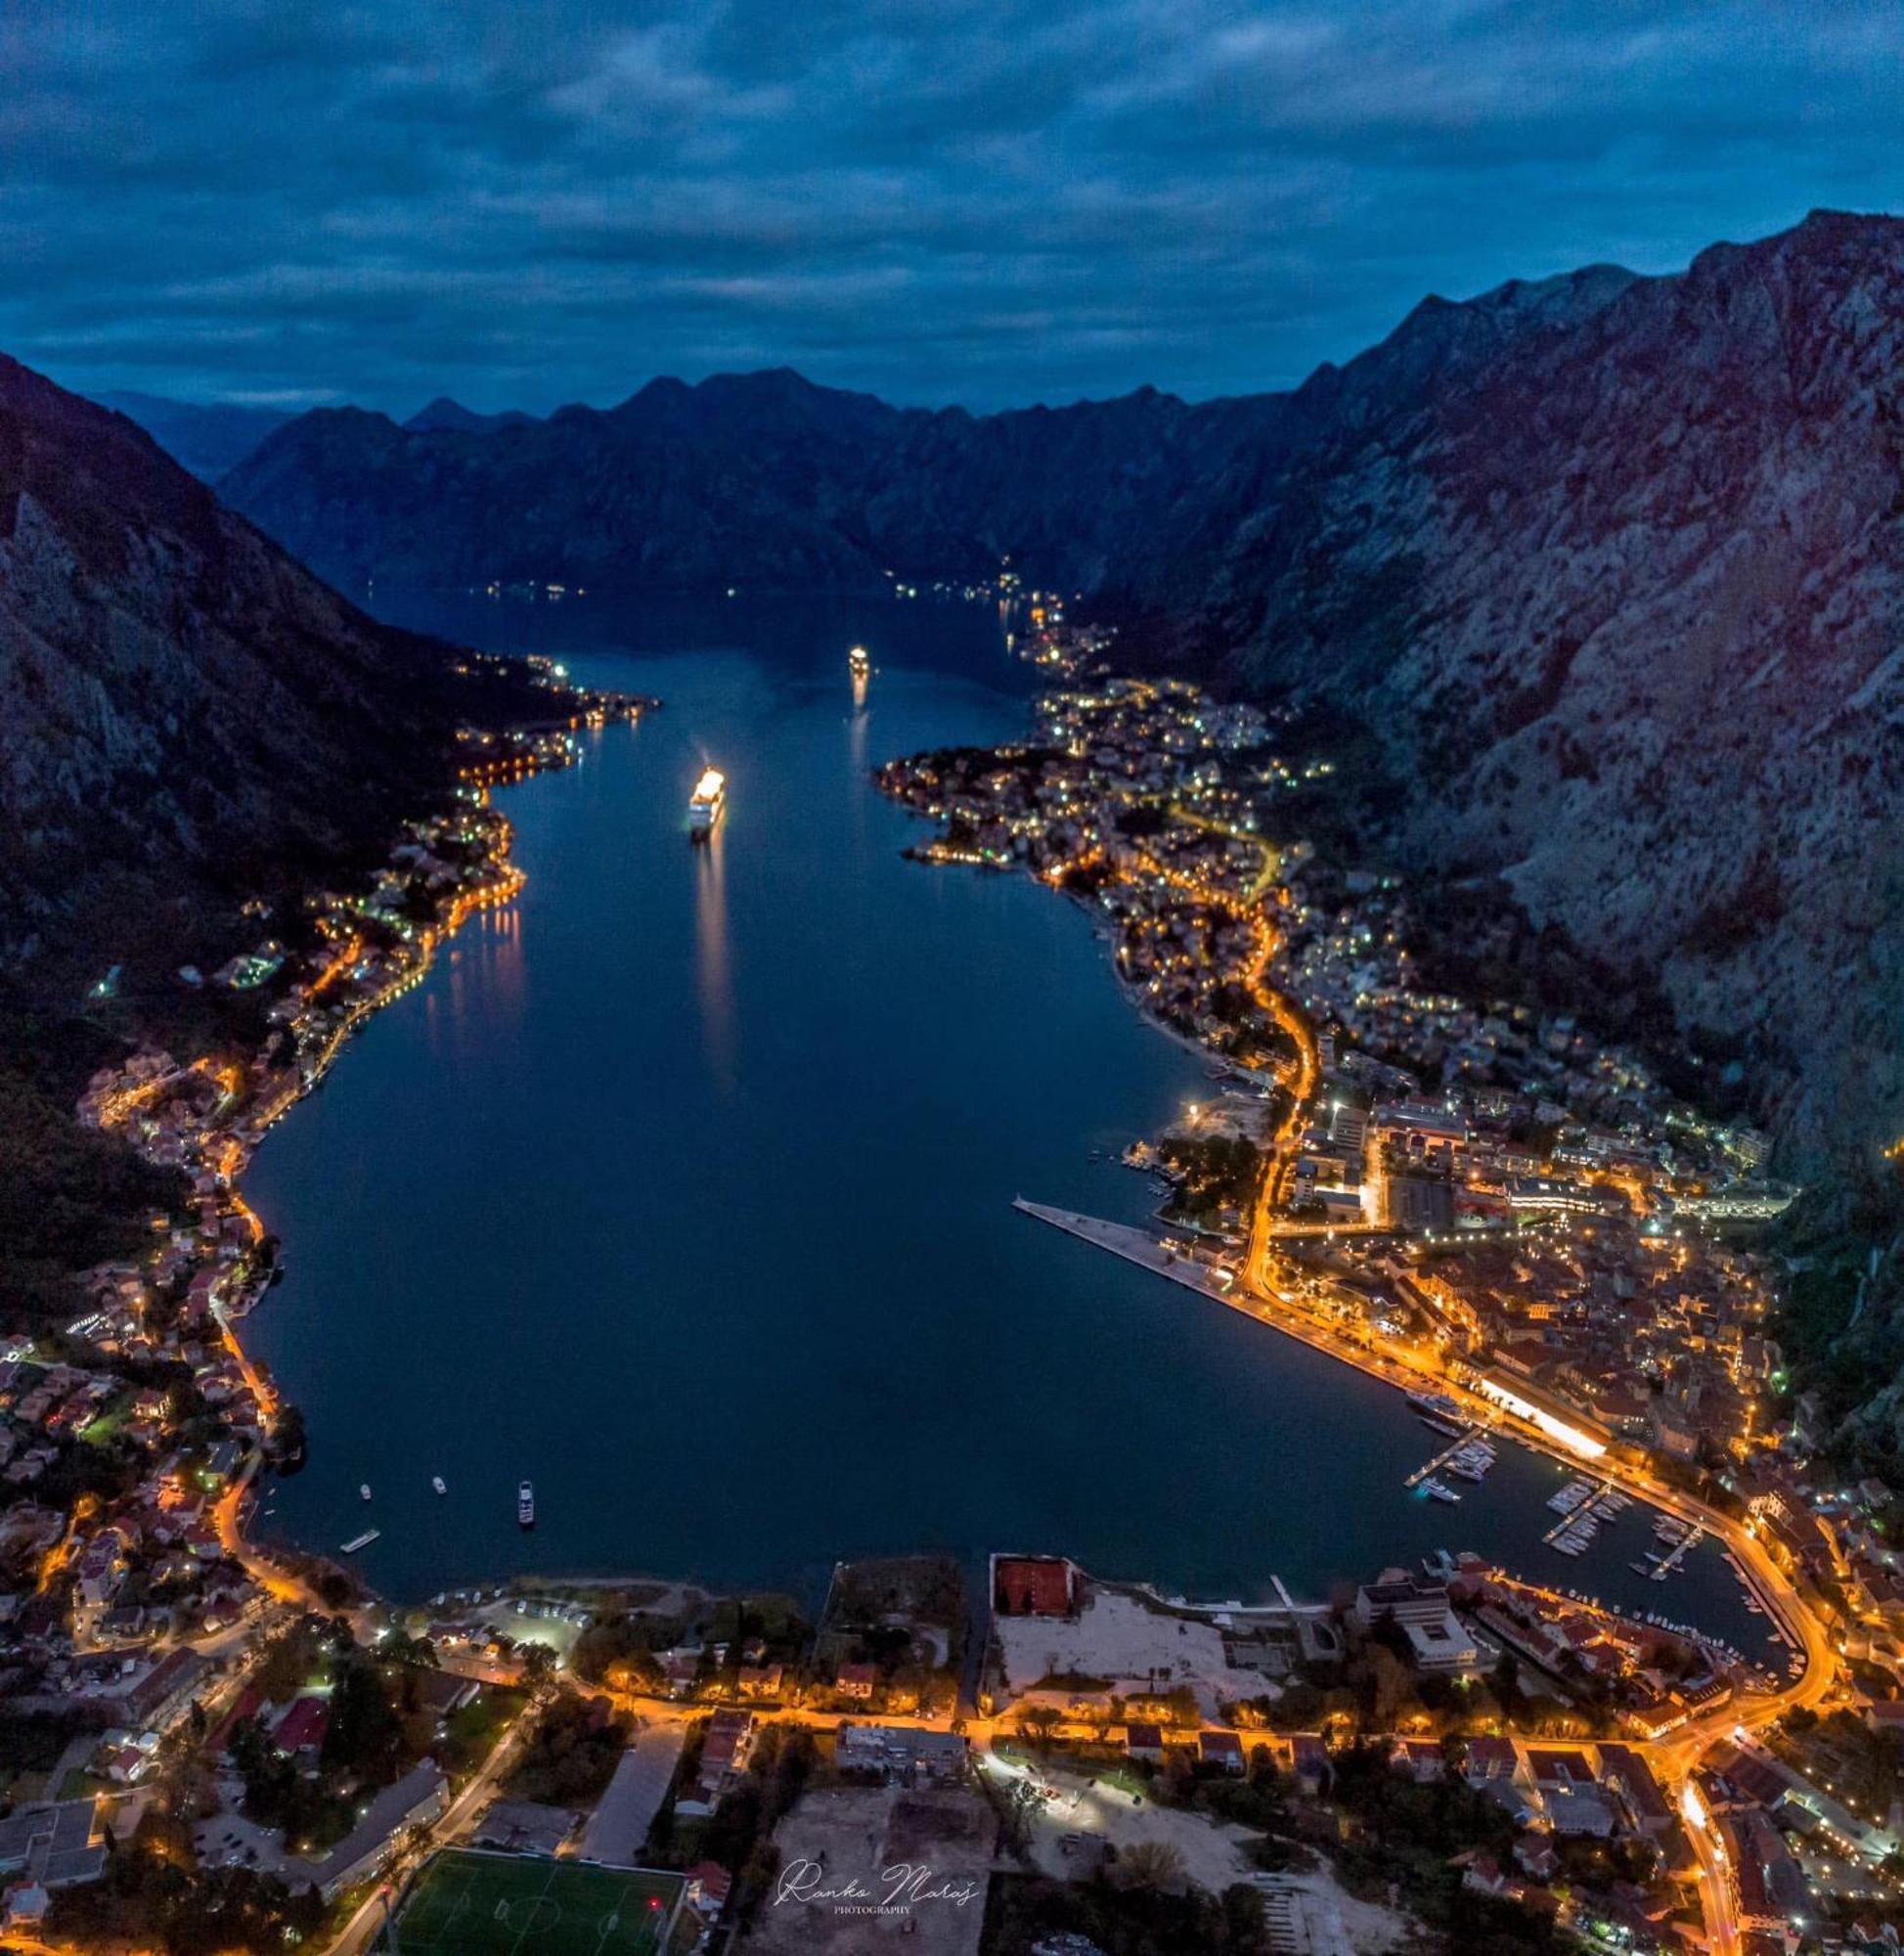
[1403,1393,1500,1507]
[1542,1477,1633,1557]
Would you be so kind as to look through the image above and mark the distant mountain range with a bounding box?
[220,366,1296,598]
[89,390,540,479]
[91,389,296,482]
[214,211,1904,1186]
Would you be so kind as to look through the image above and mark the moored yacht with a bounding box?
[848,644,870,680]
[517,1480,536,1529]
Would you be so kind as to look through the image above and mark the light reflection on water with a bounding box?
[693,823,736,1094]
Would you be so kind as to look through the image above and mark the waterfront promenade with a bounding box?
[1012,1200,1833,1708]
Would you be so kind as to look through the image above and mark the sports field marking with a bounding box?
[386,1849,678,1955]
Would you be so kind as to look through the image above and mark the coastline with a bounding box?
[83,694,651,1610]
[138,657,1812,1672]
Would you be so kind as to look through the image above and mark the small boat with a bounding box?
[360,1484,373,1502]
[340,1529,380,1554]
[848,644,870,681]
[1419,1416,1463,1438]
[1422,1477,1460,1504]
[432,1477,447,1496]
[518,1480,536,1529]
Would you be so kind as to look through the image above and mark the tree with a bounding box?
[1117,1841,1187,1892]
[269,1403,307,1472]
[323,1654,404,1781]
[1220,1882,1267,1947]
[1017,1704,1062,1750]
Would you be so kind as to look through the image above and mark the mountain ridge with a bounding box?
[404,395,536,435]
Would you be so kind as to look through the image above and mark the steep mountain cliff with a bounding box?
[0,358,471,994]
[1197,211,1904,1186]
[217,212,1904,1184]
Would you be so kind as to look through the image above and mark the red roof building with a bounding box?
[207,1684,264,1757]
[994,1556,1076,1618]
[1594,1744,1672,1837]
[272,1696,331,1756]
[1198,1730,1245,1774]
[686,1861,731,1917]
[1464,1736,1520,1783]
[1125,1722,1166,1759]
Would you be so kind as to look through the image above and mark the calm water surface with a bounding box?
[244,598,1766,1657]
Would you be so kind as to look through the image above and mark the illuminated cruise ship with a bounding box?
[687,767,726,841]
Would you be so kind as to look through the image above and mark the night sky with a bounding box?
[6,1,1900,415]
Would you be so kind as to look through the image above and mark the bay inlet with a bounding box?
[244,600,1762,1653]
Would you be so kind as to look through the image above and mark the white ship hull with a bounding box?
[688,767,727,842]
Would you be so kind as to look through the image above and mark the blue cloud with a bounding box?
[3,0,1900,412]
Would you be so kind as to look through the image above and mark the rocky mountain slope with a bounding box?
[218,212,1904,1186]
[0,359,474,996]
[1197,211,1904,1189]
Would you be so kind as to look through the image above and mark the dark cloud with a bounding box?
[2,0,1899,412]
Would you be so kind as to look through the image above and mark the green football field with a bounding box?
[380,1849,684,1956]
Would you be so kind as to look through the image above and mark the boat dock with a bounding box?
[1405,1426,1491,1490]
[1653,1525,1704,1578]
[1542,1478,1622,1548]
[1014,1202,1817,1693]
[1012,1199,1236,1302]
